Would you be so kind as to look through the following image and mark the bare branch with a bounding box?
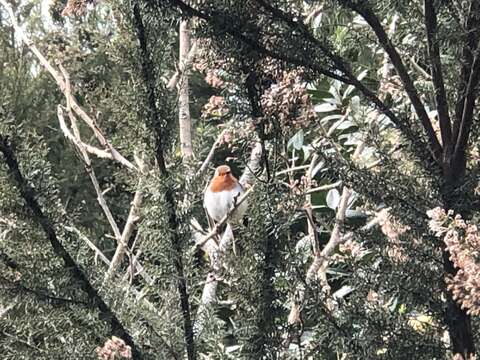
[167,39,198,90]
[454,48,480,160]
[306,187,351,281]
[106,169,145,279]
[58,107,122,238]
[306,181,342,195]
[65,226,111,265]
[198,128,228,174]
[0,0,136,170]
[239,142,263,186]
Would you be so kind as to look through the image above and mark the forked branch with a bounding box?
[0,0,136,170]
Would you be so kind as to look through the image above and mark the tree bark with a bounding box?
[442,162,475,358]
[178,20,194,160]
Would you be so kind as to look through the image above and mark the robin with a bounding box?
[204,165,247,225]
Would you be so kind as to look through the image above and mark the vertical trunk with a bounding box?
[132,4,196,359]
[442,159,475,358]
[178,20,194,160]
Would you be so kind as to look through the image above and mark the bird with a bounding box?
[204,165,247,225]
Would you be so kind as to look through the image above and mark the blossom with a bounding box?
[95,336,132,359]
[427,208,480,316]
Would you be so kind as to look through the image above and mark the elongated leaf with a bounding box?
[314,103,337,113]
[326,188,341,209]
[288,129,304,150]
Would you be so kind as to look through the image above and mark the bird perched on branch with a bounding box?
[204,165,247,226]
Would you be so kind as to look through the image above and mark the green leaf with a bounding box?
[302,145,311,160]
[326,188,341,209]
[345,209,367,218]
[314,103,337,113]
[350,95,361,113]
[288,129,304,150]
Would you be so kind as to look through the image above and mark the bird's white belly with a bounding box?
[204,185,247,222]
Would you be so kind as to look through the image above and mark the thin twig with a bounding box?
[106,158,146,279]
[198,128,228,174]
[57,106,122,241]
[305,181,342,195]
[167,40,198,90]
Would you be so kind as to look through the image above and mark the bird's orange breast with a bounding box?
[209,174,238,193]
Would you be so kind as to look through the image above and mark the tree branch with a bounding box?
[57,106,122,243]
[453,1,480,140]
[454,47,480,160]
[339,0,443,162]
[0,274,88,306]
[106,172,145,279]
[424,0,452,153]
[0,0,136,170]
[306,187,351,281]
[0,136,143,359]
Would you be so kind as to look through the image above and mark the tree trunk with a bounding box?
[442,159,475,358]
[178,20,194,160]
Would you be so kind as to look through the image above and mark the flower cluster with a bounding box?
[427,207,480,316]
[338,239,368,259]
[261,70,316,128]
[453,354,477,360]
[192,42,229,90]
[202,95,229,119]
[377,209,410,263]
[95,336,132,360]
[62,0,96,16]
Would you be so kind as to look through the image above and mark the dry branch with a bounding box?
[198,127,229,174]
[0,0,135,170]
[58,62,149,284]
[57,106,122,242]
[106,171,145,279]
[306,187,351,281]
[194,142,263,335]
[167,39,198,90]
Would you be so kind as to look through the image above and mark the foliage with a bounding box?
[1,0,480,359]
